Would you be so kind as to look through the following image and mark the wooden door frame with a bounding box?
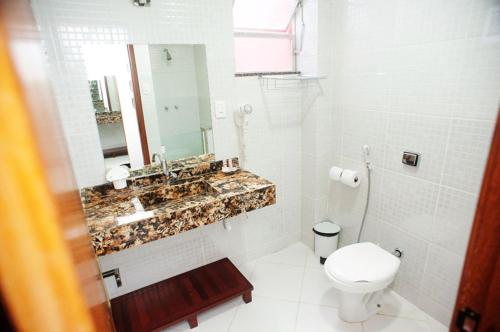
[451,110,500,331]
[127,44,150,165]
[0,0,115,330]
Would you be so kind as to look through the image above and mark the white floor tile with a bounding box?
[426,316,449,332]
[378,290,429,321]
[162,242,448,332]
[251,261,305,301]
[295,303,362,332]
[234,260,256,281]
[256,242,309,267]
[229,296,298,332]
[363,315,436,332]
[305,249,324,269]
[163,297,241,332]
[300,267,340,307]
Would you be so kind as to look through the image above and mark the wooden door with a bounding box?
[0,0,115,331]
[451,112,500,332]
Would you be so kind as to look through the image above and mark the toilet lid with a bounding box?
[325,242,400,284]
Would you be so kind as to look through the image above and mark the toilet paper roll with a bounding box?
[340,169,360,188]
[329,166,344,181]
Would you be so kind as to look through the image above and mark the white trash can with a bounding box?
[313,220,341,264]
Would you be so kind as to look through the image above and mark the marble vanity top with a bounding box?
[80,162,275,256]
[95,111,122,125]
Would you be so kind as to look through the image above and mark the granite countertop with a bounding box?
[95,112,122,125]
[82,169,276,256]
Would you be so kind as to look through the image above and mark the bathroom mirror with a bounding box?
[82,43,214,170]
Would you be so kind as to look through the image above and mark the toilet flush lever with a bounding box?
[393,248,403,258]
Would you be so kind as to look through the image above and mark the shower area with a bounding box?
[135,44,213,161]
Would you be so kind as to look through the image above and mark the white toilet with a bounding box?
[324,242,400,322]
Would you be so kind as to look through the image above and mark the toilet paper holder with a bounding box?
[341,169,360,188]
[329,166,360,188]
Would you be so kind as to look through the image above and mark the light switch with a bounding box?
[215,101,227,119]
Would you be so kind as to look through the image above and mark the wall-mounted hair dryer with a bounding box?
[234,104,254,167]
[235,103,253,128]
[239,104,253,115]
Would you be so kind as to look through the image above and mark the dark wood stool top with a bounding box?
[111,258,253,332]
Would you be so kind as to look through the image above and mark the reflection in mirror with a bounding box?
[82,43,214,172]
[133,44,213,162]
[82,45,131,169]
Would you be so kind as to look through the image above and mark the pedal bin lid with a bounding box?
[313,221,340,237]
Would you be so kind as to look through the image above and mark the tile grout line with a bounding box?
[292,252,309,332]
[226,260,257,332]
[248,294,300,304]
[376,311,432,323]
[224,304,239,332]
[299,300,339,309]
[255,260,311,268]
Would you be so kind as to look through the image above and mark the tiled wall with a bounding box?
[300,0,335,248]
[31,0,301,298]
[32,0,237,187]
[322,0,499,326]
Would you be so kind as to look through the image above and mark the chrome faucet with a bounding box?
[152,152,168,176]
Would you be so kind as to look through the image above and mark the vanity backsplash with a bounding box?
[81,154,226,205]
[80,157,276,256]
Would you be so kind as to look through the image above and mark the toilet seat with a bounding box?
[324,242,400,293]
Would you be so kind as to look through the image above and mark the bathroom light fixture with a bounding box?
[133,0,151,7]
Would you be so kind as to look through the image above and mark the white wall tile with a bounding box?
[379,222,429,304]
[325,1,499,325]
[418,245,465,325]
[342,110,388,167]
[379,172,438,241]
[358,214,381,245]
[385,114,450,183]
[432,187,478,255]
[301,195,315,248]
[389,41,464,117]
[453,39,500,120]
[442,119,495,194]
